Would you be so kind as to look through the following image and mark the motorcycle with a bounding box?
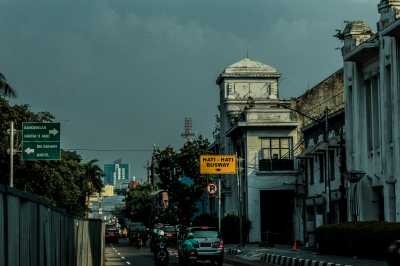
[135,234,144,249]
[155,239,169,266]
[185,249,198,266]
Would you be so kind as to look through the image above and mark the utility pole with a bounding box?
[237,156,244,247]
[9,121,14,188]
[338,129,347,223]
[324,108,332,224]
[218,176,222,232]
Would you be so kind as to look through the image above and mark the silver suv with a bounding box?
[178,226,224,266]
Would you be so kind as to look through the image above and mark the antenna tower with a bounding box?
[181,117,195,142]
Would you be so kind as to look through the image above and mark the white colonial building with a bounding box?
[295,70,347,247]
[216,58,303,243]
[342,0,400,222]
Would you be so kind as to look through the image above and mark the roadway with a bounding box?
[105,239,267,266]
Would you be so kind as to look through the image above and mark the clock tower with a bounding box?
[216,57,281,101]
[215,58,300,242]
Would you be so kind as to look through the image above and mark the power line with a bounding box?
[63,148,153,152]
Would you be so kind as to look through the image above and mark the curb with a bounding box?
[225,256,268,266]
[261,252,353,266]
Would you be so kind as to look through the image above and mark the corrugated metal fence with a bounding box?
[0,185,104,266]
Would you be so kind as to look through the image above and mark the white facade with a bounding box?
[294,70,347,247]
[216,58,302,243]
[342,0,400,222]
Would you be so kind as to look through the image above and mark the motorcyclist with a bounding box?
[151,228,161,252]
[180,232,198,265]
[154,230,169,265]
[153,230,167,255]
[182,233,198,254]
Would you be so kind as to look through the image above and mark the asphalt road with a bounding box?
[105,239,265,266]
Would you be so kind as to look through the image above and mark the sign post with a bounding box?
[10,121,14,187]
[200,155,237,175]
[218,177,221,231]
[207,183,218,195]
[200,155,237,233]
[22,122,61,161]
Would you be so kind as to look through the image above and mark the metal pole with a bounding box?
[218,176,221,232]
[237,156,243,246]
[324,109,332,223]
[10,121,14,188]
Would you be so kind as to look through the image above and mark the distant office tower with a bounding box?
[103,163,130,186]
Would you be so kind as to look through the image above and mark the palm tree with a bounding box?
[0,73,16,97]
[83,159,104,193]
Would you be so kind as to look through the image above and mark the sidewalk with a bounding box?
[225,244,386,266]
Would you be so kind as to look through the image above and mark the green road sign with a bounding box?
[22,122,60,160]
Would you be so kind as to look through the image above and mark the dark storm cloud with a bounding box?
[0,0,378,178]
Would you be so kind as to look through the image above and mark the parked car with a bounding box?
[178,226,224,266]
[105,225,119,244]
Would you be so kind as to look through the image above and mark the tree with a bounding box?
[0,73,16,97]
[0,96,103,217]
[125,184,153,226]
[153,135,214,225]
[82,159,104,193]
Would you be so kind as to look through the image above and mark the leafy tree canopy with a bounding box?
[0,96,103,217]
[125,184,153,226]
[152,135,214,225]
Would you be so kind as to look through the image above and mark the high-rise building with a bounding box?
[103,162,130,187]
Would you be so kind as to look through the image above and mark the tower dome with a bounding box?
[217,58,280,84]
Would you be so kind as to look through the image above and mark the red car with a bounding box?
[105,226,119,243]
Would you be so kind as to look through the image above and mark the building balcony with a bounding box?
[258,159,295,172]
[381,16,400,37]
[343,39,379,63]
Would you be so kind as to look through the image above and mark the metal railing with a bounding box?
[0,185,104,266]
[258,140,304,172]
[258,159,295,171]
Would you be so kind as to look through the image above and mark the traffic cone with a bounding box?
[292,240,300,251]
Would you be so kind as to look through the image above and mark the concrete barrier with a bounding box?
[259,252,354,266]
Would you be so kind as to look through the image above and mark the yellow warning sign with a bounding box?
[200,155,237,175]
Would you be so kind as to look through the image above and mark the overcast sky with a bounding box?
[0,0,379,179]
